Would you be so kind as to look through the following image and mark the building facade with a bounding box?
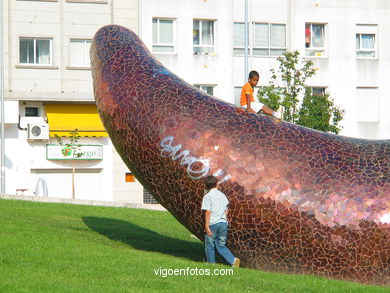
[2,0,146,203]
[1,0,389,202]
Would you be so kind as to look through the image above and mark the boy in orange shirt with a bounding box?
[240,70,276,116]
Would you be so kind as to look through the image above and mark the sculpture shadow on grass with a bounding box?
[82,216,204,262]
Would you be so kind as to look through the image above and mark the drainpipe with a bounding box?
[244,0,249,82]
[287,0,291,50]
[0,0,5,194]
[137,0,142,36]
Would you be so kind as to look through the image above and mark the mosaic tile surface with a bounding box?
[91,25,390,285]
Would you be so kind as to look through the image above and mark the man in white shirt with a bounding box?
[201,175,240,267]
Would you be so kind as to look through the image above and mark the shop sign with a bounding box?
[46,144,103,160]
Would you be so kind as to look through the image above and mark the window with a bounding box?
[305,23,326,57]
[356,87,379,122]
[143,188,159,204]
[19,37,52,65]
[253,23,286,56]
[194,85,215,95]
[356,25,377,58]
[193,19,215,54]
[125,172,135,182]
[307,87,326,97]
[152,18,175,53]
[69,39,91,67]
[25,107,39,117]
[234,86,242,106]
[233,22,247,55]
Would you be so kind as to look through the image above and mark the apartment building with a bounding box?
[1,0,389,202]
[140,0,390,140]
[1,0,146,202]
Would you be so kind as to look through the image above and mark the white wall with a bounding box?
[140,0,234,103]
[5,0,138,101]
[112,148,144,204]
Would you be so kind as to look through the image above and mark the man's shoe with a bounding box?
[232,258,240,268]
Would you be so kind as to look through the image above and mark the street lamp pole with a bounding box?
[244,0,249,82]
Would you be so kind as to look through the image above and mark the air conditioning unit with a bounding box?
[27,123,49,140]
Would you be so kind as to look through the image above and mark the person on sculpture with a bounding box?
[201,175,240,267]
[241,70,276,116]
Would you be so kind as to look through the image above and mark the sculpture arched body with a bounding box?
[91,25,390,285]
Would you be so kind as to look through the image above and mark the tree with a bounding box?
[55,129,84,199]
[298,89,344,134]
[257,50,344,134]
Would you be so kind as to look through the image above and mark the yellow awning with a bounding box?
[46,104,108,137]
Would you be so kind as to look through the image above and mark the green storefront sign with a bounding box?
[46,144,103,160]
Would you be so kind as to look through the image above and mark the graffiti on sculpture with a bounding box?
[160,136,211,180]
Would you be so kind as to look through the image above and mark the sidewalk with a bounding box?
[0,193,167,211]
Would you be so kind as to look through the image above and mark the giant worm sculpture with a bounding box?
[91,25,390,285]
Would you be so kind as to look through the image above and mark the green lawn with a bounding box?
[0,199,388,293]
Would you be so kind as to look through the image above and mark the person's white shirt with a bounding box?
[201,188,229,225]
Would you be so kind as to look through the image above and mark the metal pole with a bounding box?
[0,0,5,194]
[244,0,249,82]
[287,0,291,50]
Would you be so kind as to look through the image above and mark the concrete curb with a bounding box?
[0,193,167,211]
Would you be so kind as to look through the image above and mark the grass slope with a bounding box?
[0,199,388,293]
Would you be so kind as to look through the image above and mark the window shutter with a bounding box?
[70,40,85,66]
[234,23,245,47]
[36,39,51,65]
[254,23,269,47]
[152,19,158,44]
[159,20,173,44]
[20,38,34,64]
[312,24,324,48]
[271,24,286,47]
[201,21,213,45]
